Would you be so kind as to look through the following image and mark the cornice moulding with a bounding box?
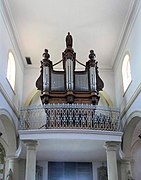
[121,82,141,119]
[0,81,19,119]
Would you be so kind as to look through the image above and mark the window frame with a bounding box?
[122,53,132,93]
[6,51,16,91]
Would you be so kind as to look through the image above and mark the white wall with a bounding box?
[0,2,24,122]
[22,66,41,105]
[0,4,25,178]
[100,68,116,106]
[113,3,141,179]
[114,3,141,112]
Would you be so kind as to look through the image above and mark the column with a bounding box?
[4,156,19,180]
[24,140,38,180]
[104,141,120,180]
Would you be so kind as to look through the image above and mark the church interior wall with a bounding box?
[120,111,141,180]
[99,68,116,106]
[0,6,24,112]
[42,161,108,180]
[114,4,141,111]
[1,0,141,179]
[22,66,42,106]
[18,160,108,180]
[0,5,26,135]
[0,110,17,155]
[19,159,26,180]
[112,4,141,179]
[0,6,24,179]
[0,91,18,129]
[132,139,141,180]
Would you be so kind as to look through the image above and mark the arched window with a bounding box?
[122,54,132,92]
[7,51,16,90]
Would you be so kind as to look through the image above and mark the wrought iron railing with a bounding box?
[20,104,120,131]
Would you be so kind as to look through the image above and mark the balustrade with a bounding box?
[20,104,120,131]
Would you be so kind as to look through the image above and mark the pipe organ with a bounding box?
[36,33,104,105]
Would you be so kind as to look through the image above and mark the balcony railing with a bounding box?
[20,104,120,131]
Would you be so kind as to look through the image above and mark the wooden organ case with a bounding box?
[36,33,104,105]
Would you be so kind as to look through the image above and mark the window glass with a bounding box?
[122,54,131,92]
[7,51,16,90]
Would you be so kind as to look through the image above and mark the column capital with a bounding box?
[104,141,120,151]
[23,140,38,150]
[5,156,19,162]
[120,159,131,165]
[120,158,135,168]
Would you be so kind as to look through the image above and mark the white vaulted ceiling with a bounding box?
[5,0,134,69]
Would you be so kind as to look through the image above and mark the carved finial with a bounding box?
[66,32,73,48]
[42,49,50,59]
[89,50,96,60]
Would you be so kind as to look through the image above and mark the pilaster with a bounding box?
[23,140,38,180]
[5,156,19,180]
[104,141,120,180]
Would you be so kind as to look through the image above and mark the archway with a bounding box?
[121,111,141,157]
[0,109,17,156]
[121,111,141,180]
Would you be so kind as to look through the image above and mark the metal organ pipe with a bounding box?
[66,59,73,90]
[43,66,49,91]
[90,64,97,92]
